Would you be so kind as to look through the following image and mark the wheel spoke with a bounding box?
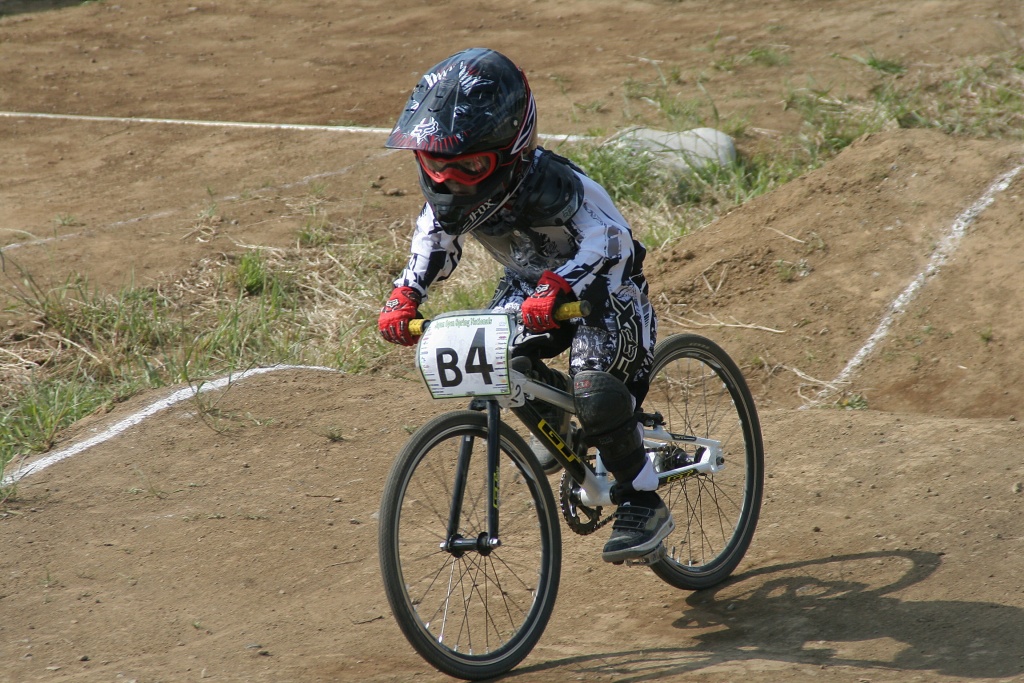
[645,335,764,590]
[378,411,561,678]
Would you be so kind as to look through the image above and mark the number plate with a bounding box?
[417,311,513,399]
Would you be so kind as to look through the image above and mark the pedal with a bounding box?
[624,543,667,567]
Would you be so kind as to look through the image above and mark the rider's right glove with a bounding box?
[522,270,575,333]
[379,286,423,346]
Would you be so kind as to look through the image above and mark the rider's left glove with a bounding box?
[379,286,423,346]
[522,270,575,333]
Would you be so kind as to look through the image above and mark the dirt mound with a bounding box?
[651,128,1023,417]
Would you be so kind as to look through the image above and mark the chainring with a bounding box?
[558,470,609,535]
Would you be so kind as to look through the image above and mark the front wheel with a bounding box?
[378,410,561,680]
[643,334,764,590]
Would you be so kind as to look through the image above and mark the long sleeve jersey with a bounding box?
[394,148,647,308]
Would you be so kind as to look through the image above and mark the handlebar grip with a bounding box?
[408,318,428,337]
[407,300,590,339]
[554,300,591,321]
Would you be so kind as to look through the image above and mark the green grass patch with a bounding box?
[558,138,809,248]
[787,49,1024,162]
[0,214,420,491]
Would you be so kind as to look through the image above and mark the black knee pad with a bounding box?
[573,371,643,474]
[573,371,633,431]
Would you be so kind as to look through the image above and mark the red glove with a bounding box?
[379,286,422,346]
[522,271,575,333]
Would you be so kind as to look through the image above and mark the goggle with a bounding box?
[416,150,498,186]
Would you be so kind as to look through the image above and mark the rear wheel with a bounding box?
[378,410,561,680]
[643,334,764,590]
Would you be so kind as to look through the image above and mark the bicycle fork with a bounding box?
[441,400,503,555]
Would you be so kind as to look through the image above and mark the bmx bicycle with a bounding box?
[378,302,764,680]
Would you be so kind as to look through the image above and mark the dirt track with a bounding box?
[2,1,1024,681]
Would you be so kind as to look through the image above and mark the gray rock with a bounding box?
[611,127,737,173]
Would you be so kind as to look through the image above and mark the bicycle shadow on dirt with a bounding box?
[511,550,1024,681]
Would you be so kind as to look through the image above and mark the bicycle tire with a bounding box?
[378,410,562,680]
[644,334,764,590]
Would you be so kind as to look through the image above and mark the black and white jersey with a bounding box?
[394,147,657,394]
[394,148,644,306]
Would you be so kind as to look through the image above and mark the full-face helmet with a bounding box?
[386,48,537,235]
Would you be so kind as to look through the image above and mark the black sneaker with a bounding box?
[602,493,675,563]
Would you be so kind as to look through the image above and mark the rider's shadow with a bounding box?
[514,550,1024,681]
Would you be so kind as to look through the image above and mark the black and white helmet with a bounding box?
[386,48,538,235]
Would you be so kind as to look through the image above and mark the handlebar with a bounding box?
[408,300,591,338]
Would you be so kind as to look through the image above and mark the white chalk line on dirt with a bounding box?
[1,110,397,134]
[805,159,1024,408]
[1,365,339,487]
[0,230,85,254]
[0,110,588,142]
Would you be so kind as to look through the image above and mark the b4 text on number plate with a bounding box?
[417,311,513,399]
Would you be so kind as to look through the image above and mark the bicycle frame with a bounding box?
[507,369,726,508]
[411,307,726,548]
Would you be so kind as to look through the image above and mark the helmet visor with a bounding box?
[416,150,498,186]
